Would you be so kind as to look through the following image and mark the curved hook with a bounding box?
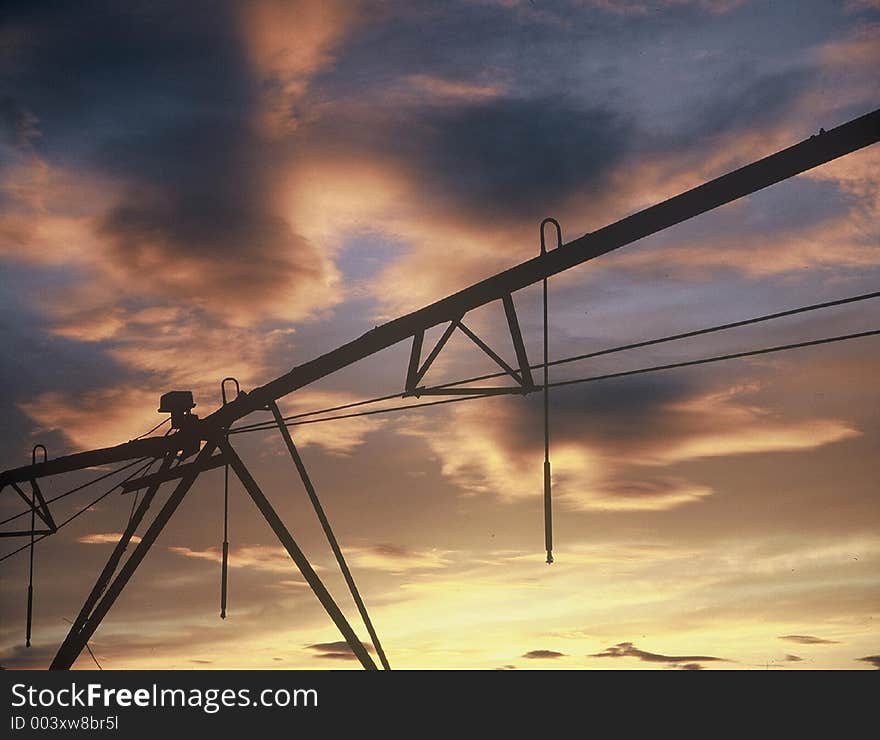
[540,217,562,255]
[32,444,47,466]
[221,377,241,406]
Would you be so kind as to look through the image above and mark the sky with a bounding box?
[0,0,878,670]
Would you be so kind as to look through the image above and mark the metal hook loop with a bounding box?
[32,444,47,466]
[221,377,241,406]
[540,217,562,255]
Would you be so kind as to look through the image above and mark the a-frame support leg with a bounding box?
[66,455,176,641]
[269,401,390,669]
[50,442,217,670]
[218,438,378,671]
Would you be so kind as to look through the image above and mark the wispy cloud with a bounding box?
[591,642,726,667]
[305,640,375,661]
[522,649,566,659]
[168,545,300,576]
[345,544,452,573]
[78,533,142,545]
[778,635,841,645]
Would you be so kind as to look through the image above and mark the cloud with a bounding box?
[17,310,303,453]
[78,533,142,545]
[20,388,164,453]
[279,91,632,317]
[0,1,365,461]
[785,654,803,662]
[778,635,841,645]
[405,97,632,222]
[256,5,877,329]
[305,640,375,661]
[345,544,451,573]
[521,650,566,659]
[273,390,388,454]
[856,655,880,669]
[591,642,725,665]
[401,75,507,104]
[0,642,59,670]
[169,545,300,576]
[240,0,361,136]
[1,2,345,325]
[580,0,748,15]
[0,97,40,150]
[97,183,339,326]
[2,0,879,673]
[399,379,858,512]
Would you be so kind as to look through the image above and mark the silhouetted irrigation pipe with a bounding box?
[0,457,151,528]
[227,327,880,435]
[0,458,155,564]
[228,290,880,435]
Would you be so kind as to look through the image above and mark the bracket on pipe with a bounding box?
[219,377,240,619]
[404,296,537,397]
[540,218,562,565]
[26,445,52,647]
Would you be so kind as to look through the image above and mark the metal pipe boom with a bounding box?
[2,108,878,487]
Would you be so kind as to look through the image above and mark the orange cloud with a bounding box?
[78,532,142,545]
[344,544,452,573]
[282,147,538,318]
[20,388,162,453]
[401,75,508,103]
[169,544,307,576]
[241,0,362,137]
[396,379,860,512]
[269,390,388,455]
[17,309,303,453]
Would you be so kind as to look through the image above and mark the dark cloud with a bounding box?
[306,641,376,660]
[369,544,415,558]
[490,376,700,457]
[307,0,826,228]
[436,372,728,512]
[412,97,631,221]
[1,2,249,169]
[0,271,142,470]
[667,66,816,149]
[592,642,725,665]
[496,664,517,670]
[0,642,58,670]
[785,654,803,662]
[2,0,331,319]
[778,635,840,645]
[0,97,40,151]
[522,650,566,659]
[856,655,880,670]
[304,91,633,227]
[677,663,704,670]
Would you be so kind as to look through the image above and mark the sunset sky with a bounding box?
[1,0,878,670]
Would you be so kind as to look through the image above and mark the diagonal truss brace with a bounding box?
[51,449,209,669]
[268,401,389,668]
[0,481,57,537]
[405,294,536,396]
[120,452,228,492]
[51,437,379,670]
[218,437,378,670]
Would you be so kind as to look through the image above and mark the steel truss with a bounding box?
[0,108,877,670]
